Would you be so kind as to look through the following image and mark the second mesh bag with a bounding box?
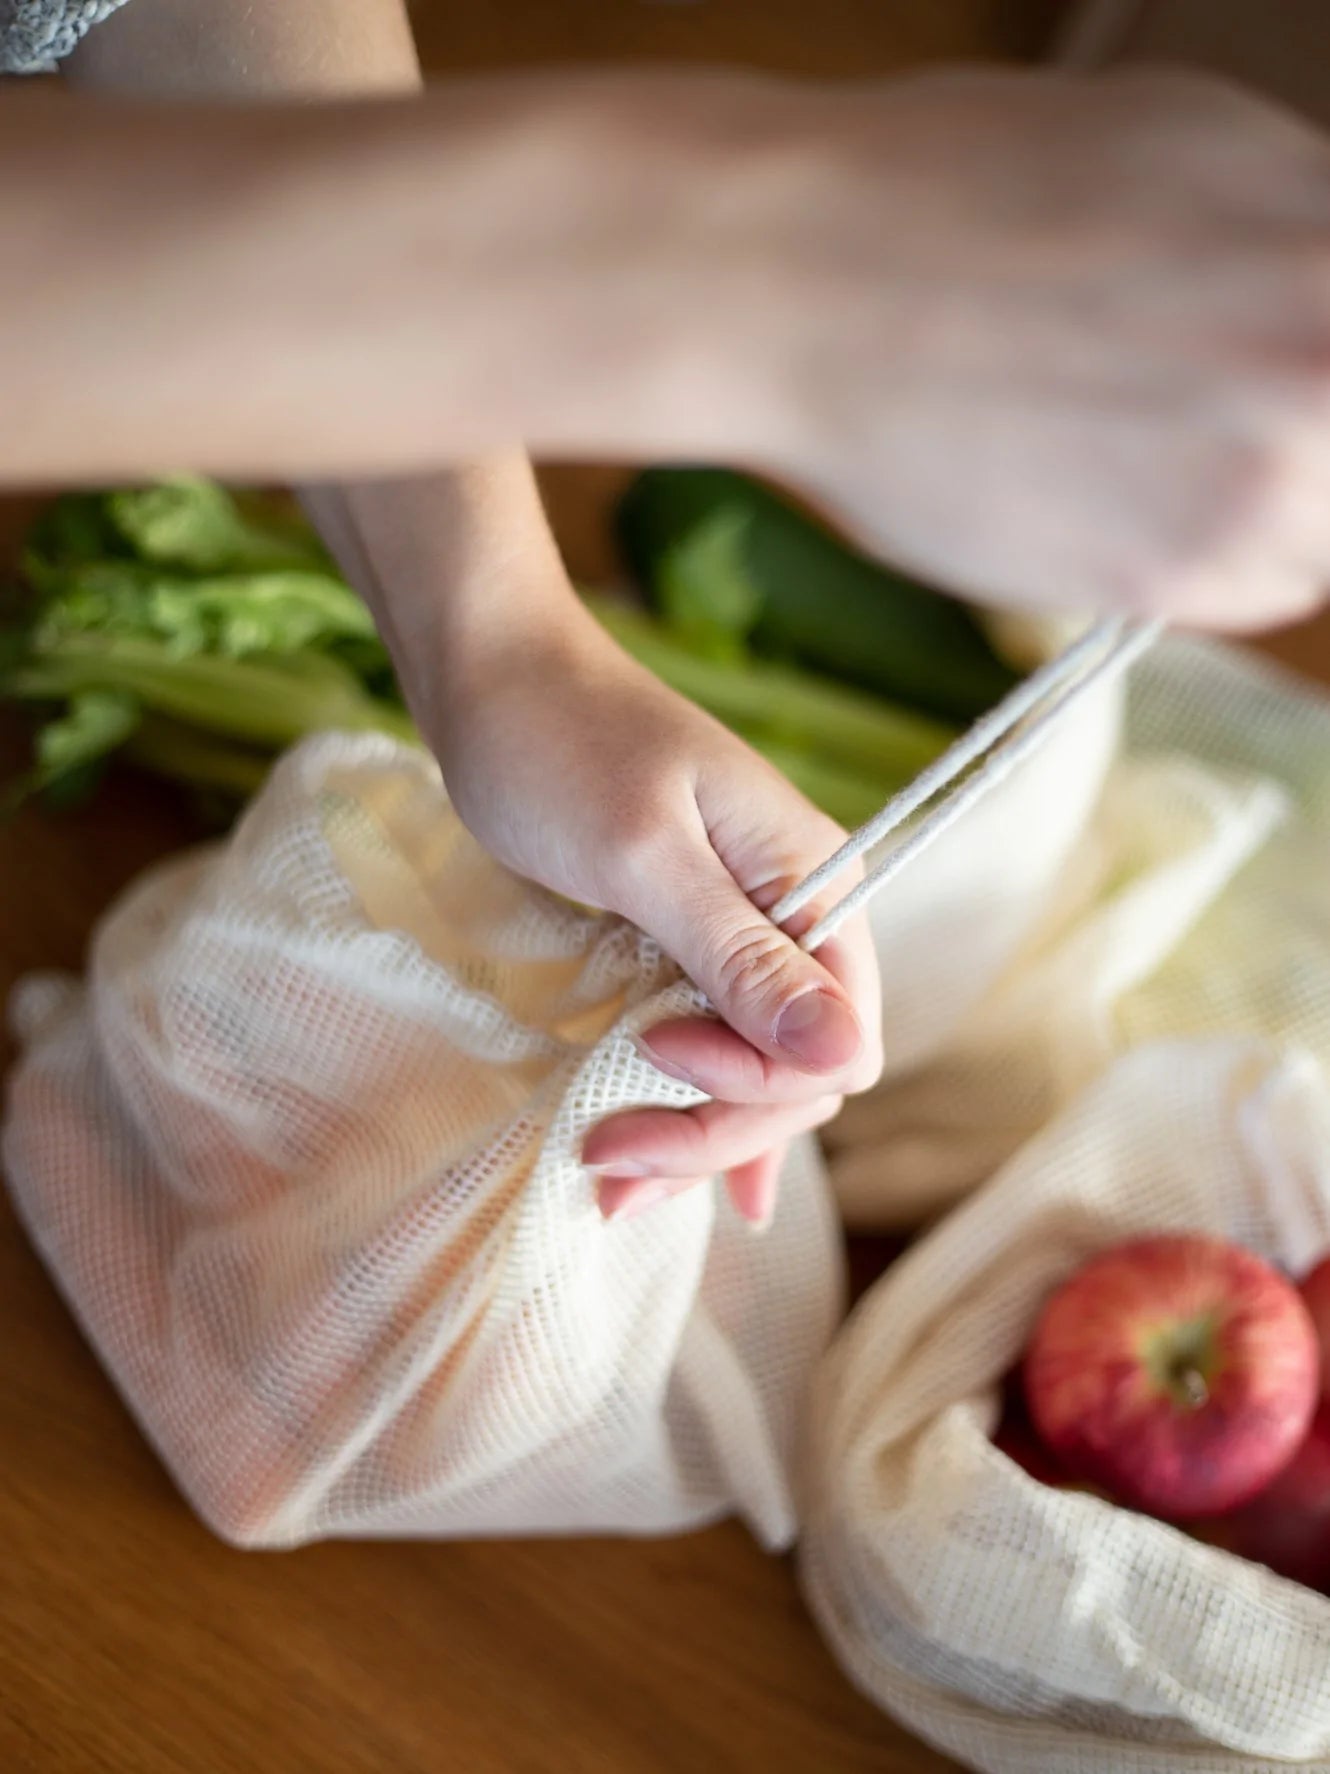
[828,637,1330,1228]
[803,1040,1330,1774]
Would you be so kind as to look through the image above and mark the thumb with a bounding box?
[646,854,864,1075]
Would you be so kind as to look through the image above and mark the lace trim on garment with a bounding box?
[1,0,131,74]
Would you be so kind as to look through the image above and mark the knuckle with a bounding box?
[673,1110,716,1163]
[710,927,792,1011]
[733,1045,779,1101]
[694,1104,770,1171]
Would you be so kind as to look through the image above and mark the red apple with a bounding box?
[993,1404,1069,1488]
[991,1372,1107,1496]
[1024,1233,1319,1520]
[1300,1255,1330,1398]
[1196,1406,1330,1590]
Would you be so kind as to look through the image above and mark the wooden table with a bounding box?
[5,4,1330,1772]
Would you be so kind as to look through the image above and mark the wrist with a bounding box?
[421,595,614,784]
[349,73,851,467]
[308,463,591,744]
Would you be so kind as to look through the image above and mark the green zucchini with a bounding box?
[615,466,1021,724]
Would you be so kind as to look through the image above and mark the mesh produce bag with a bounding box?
[803,1040,1330,1774]
[860,637,1121,1081]
[828,636,1330,1229]
[3,733,843,1549]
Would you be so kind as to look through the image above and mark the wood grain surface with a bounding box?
[4,4,1330,1772]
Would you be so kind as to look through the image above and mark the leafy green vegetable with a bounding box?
[655,507,762,664]
[617,466,1022,723]
[124,715,274,799]
[35,689,139,785]
[107,479,328,575]
[22,478,380,662]
[3,483,417,816]
[24,493,128,570]
[0,687,141,812]
[2,477,968,831]
[25,561,379,661]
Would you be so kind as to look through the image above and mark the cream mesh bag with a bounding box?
[802,1041,1330,1773]
[3,733,843,1549]
[803,633,1330,1769]
[860,625,1121,1081]
[828,636,1330,1229]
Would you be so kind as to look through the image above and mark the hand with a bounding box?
[314,467,881,1228]
[428,606,883,1227]
[740,67,1330,631]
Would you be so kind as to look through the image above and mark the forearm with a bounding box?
[66,0,585,728]
[0,72,797,487]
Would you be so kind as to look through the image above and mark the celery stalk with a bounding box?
[586,594,955,782]
[9,635,417,749]
[123,717,277,799]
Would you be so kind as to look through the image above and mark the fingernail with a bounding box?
[600,1179,671,1222]
[586,1159,650,1180]
[773,990,862,1072]
[631,1035,701,1090]
[737,1174,779,1232]
[742,1198,776,1234]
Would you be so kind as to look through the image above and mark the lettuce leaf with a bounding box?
[106,479,328,575]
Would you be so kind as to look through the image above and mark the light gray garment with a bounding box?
[0,0,130,73]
